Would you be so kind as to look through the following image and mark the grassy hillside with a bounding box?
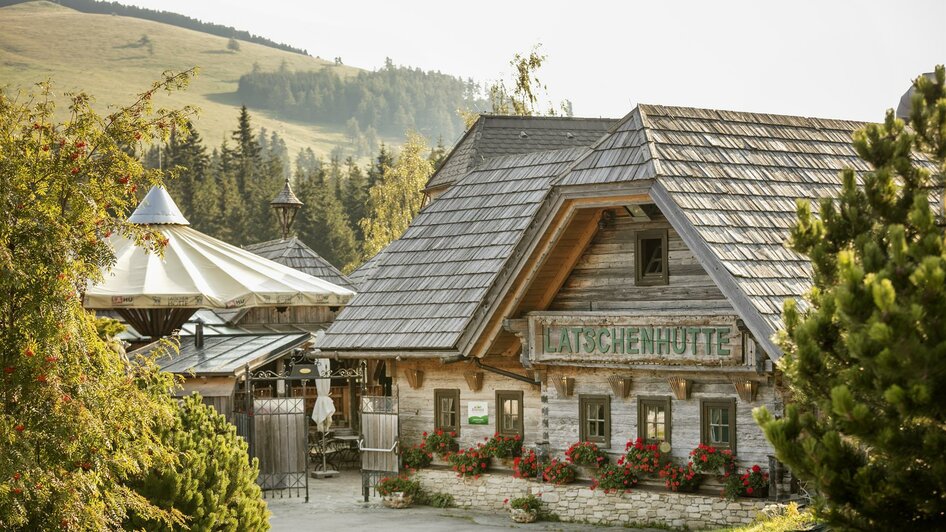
[0,0,377,158]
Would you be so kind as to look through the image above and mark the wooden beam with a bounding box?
[464,190,651,359]
[533,208,604,311]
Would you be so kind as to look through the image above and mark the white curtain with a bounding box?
[311,358,336,431]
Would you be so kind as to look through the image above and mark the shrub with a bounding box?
[377,475,420,496]
[513,449,540,479]
[483,432,523,458]
[659,462,702,493]
[689,443,735,475]
[725,465,769,500]
[565,441,607,467]
[423,429,458,458]
[542,458,576,485]
[504,493,542,512]
[402,444,433,469]
[416,490,454,508]
[591,463,638,493]
[621,438,669,477]
[449,446,489,478]
[125,393,270,531]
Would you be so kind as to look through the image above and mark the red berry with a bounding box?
[118,175,129,184]
[45,356,58,363]
[3,367,13,374]
[37,375,47,383]
[24,347,34,357]
[12,473,20,480]
[14,424,24,432]
[71,167,79,175]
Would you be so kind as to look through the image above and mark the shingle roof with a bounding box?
[143,333,310,376]
[320,147,588,351]
[244,237,354,290]
[324,103,938,359]
[426,115,617,192]
[347,251,386,290]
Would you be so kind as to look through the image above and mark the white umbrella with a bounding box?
[85,187,354,310]
[311,358,336,431]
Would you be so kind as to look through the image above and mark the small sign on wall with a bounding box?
[468,401,488,424]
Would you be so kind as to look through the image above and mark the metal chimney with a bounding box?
[195,319,204,348]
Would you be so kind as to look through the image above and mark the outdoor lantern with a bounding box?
[404,368,424,389]
[464,371,484,392]
[271,178,304,240]
[667,376,691,400]
[608,375,632,398]
[551,375,575,397]
[731,377,758,402]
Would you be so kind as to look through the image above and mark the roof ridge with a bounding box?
[637,103,870,129]
[637,105,664,177]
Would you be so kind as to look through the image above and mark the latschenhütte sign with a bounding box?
[527,314,745,366]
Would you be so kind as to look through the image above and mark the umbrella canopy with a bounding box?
[311,358,336,432]
[85,187,354,336]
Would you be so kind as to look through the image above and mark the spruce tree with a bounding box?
[366,142,394,190]
[163,121,209,222]
[754,67,946,529]
[125,394,270,531]
[342,156,369,242]
[295,167,359,268]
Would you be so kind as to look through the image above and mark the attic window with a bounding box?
[565,132,575,139]
[635,229,668,286]
[519,131,529,139]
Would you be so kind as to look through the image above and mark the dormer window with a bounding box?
[635,229,669,286]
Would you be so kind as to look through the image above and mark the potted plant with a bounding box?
[659,461,702,493]
[449,446,489,479]
[401,443,433,470]
[377,475,420,509]
[622,438,670,479]
[541,458,576,485]
[423,429,459,459]
[591,463,638,493]
[504,494,541,523]
[724,465,769,499]
[689,443,736,476]
[513,449,540,479]
[483,433,523,467]
[565,441,608,479]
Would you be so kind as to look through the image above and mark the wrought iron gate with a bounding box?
[360,392,399,501]
[234,360,365,502]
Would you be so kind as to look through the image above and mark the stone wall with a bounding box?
[414,468,768,529]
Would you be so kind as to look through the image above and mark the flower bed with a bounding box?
[542,458,576,485]
[483,433,522,459]
[513,449,540,479]
[622,438,670,477]
[565,441,607,467]
[591,463,638,493]
[423,429,459,458]
[725,465,769,499]
[449,446,489,478]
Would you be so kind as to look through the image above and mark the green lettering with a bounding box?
[572,328,583,353]
[544,326,556,353]
[654,327,671,355]
[559,328,572,353]
[583,328,596,353]
[702,328,716,355]
[626,327,639,354]
[598,328,611,353]
[641,327,654,354]
[671,327,688,354]
[612,327,625,354]
[687,328,701,353]
[716,327,731,356]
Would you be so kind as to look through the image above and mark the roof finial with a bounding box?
[271,178,303,240]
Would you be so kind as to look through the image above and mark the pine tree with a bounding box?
[428,135,448,171]
[125,394,270,531]
[342,156,369,241]
[754,66,946,529]
[360,132,433,259]
[230,105,261,194]
[367,142,394,190]
[295,167,359,268]
[163,121,209,222]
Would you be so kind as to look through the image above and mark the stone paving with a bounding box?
[266,471,665,532]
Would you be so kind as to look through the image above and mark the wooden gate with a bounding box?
[359,394,399,501]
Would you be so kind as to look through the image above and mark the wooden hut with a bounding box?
[320,106,877,499]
